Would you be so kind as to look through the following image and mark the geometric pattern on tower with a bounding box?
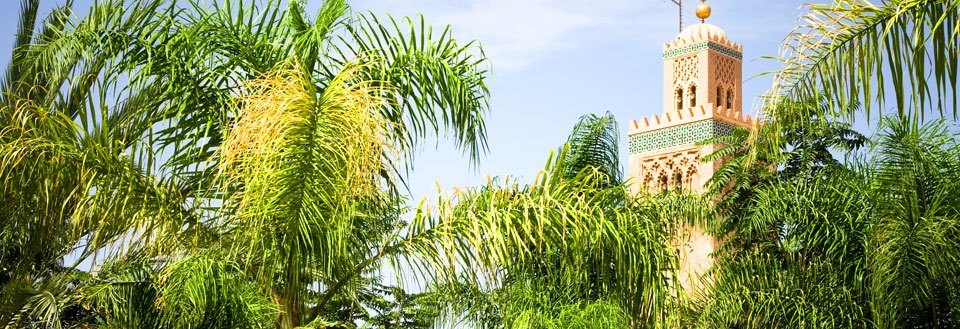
[628,119,735,154]
[663,42,742,60]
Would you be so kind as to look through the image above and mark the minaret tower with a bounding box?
[627,1,756,291]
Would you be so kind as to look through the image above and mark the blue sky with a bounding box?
[341,0,814,203]
[0,0,815,203]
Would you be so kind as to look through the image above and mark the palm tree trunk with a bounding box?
[278,283,301,329]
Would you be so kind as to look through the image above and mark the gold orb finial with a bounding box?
[695,0,711,21]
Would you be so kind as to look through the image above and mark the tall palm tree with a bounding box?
[0,0,491,328]
[866,118,960,328]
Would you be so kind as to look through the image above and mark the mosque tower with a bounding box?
[627,1,757,292]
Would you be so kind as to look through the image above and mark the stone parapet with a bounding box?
[627,103,757,136]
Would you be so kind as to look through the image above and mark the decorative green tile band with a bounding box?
[663,42,742,60]
[629,120,735,154]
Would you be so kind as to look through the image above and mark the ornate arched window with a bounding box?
[688,84,697,108]
[726,88,734,109]
[716,86,722,107]
[673,170,684,190]
[659,172,669,192]
[675,87,684,111]
[643,172,654,190]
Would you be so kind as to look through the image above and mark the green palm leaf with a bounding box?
[767,0,960,121]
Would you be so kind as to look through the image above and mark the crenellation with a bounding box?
[628,104,754,136]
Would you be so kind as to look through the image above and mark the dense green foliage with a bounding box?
[0,0,489,327]
[1,0,959,328]
[414,113,708,328]
[690,116,960,328]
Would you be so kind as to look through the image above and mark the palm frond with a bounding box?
[767,0,960,121]
[156,250,275,328]
[410,160,710,326]
[333,13,491,163]
[555,112,622,185]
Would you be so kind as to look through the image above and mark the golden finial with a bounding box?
[695,0,711,22]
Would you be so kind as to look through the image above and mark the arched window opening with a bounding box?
[688,84,697,108]
[674,171,684,190]
[675,87,684,111]
[686,165,698,191]
[726,89,734,110]
[716,87,722,107]
[659,173,669,193]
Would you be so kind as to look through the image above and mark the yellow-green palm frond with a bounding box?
[220,60,396,210]
[410,160,711,326]
[216,61,401,323]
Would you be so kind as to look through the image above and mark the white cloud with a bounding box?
[350,0,680,73]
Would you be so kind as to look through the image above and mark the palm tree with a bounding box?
[0,1,192,327]
[865,118,960,328]
[0,0,491,328]
[699,97,865,252]
[692,0,960,323]
[412,113,709,328]
[689,165,872,328]
[690,117,960,328]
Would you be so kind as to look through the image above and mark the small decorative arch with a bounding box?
[675,87,684,111]
[650,162,661,174]
[673,169,684,190]
[685,164,699,190]
[688,84,698,108]
[726,88,734,110]
[658,171,669,192]
[716,86,722,107]
[643,172,654,190]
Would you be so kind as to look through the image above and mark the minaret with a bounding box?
[627,1,756,292]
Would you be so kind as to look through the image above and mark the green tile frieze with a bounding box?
[629,120,735,155]
[663,42,742,60]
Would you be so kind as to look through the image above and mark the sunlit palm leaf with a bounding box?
[555,112,622,184]
[767,0,960,121]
